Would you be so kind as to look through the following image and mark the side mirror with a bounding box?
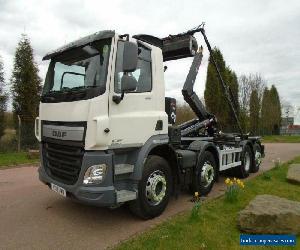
[123,41,138,72]
[121,75,137,92]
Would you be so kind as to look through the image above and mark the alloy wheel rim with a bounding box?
[201,162,214,188]
[145,170,167,206]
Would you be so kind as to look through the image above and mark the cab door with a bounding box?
[108,40,162,148]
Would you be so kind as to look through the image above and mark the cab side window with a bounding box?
[115,41,152,93]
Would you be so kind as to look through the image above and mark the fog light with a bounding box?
[83,164,107,184]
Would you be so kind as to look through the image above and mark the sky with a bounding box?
[0,0,299,122]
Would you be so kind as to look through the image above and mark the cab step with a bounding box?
[116,190,137,203]
[115,164,134,175]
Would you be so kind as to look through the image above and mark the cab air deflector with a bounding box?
[43,30,115,60]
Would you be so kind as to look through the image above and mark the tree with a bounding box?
[249,89,260,134]
[10,34,42,148]
[204,47,239,132]
[261,87,273,135]
[175,103,195,125]
[205,48,225,120]
[238,73,265,132]
[261,87,269,134]
[0,55,7,138]
[260,85,282,135]
[225,66,239,131]
[239,73,265,112]
[269,85,281,134]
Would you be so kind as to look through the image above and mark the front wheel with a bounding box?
[129,155,172,219]
[191,151,217,196]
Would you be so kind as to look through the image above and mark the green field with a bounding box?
[0,152,39,168]
[116,156,300,250]
[262,135,300,143]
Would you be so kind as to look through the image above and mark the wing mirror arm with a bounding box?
[113,41,138,104]
[112,91,125,104]
[113,73,138,104]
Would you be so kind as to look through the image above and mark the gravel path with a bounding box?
[0,143,299,250]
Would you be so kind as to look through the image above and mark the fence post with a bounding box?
[17,115,21,152]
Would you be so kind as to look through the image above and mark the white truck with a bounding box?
[36,25,264,219]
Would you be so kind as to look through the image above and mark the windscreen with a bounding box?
[41,38,111,103]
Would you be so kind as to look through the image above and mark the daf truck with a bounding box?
[36,25,264,219]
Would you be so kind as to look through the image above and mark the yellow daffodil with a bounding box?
[195,192,199,197]
[233,177,237,182]
[229,180,234,186]
[237,180,244,188]
[225,178,230,185]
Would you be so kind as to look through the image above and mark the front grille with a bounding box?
[43,142,84,185]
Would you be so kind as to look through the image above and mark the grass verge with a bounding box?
[0,152,39,168]
[262,135,300,143]
[116,156,300,250]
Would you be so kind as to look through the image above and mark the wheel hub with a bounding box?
[255,151,262,166]
[201,162,214,187]
[146,170,167,206]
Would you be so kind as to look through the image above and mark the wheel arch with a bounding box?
[189,141,219,164]
[240,139,254,151]
[188,140,219,179]
[132,135,176,181]
[240,139,255,162]
[148,144,179,181]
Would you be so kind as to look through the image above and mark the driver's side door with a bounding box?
[108,40,158,148]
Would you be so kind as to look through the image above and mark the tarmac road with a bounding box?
[0,143,299,250]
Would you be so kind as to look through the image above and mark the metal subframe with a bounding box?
[217,146,242,171]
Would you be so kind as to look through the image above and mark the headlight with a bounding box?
[83,164,107,184]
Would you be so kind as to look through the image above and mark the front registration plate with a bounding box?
[51,183,66,197]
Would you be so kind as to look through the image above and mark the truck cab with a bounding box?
[37,29,264,219]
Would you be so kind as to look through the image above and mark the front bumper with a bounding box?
[39,150,117,207]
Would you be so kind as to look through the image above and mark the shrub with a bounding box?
[0,128,17,152]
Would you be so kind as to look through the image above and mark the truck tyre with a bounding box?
[191,151,217,196]
[129,155,172,219]
[251,143,262,173]
[234,144,253,178]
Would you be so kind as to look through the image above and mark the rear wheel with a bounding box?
[234,145,253,178]
[191,151,217,196]
[251,143,262,173]
[129,155,172,219]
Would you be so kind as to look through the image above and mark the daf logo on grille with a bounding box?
[52,130,67,138]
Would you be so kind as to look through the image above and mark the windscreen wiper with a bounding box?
[62,85,98,92]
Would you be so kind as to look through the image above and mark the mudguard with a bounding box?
[131,134,169,180]
[188,140,219,174]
